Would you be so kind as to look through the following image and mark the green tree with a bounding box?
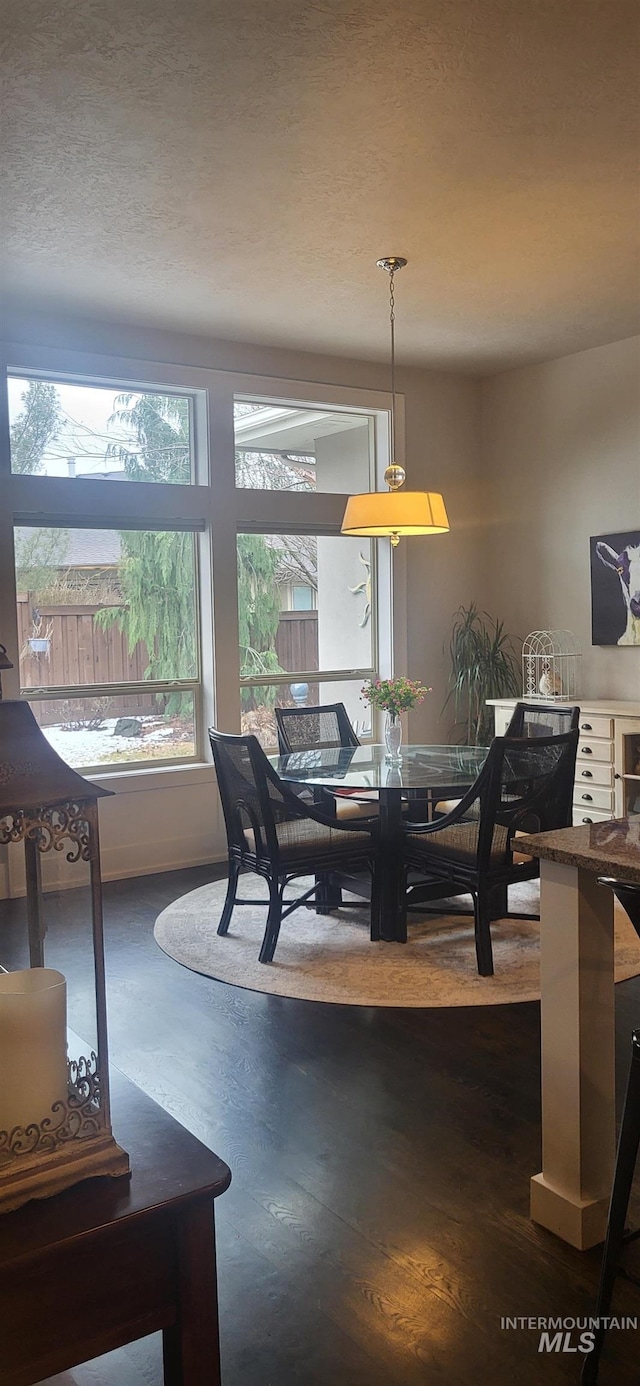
[10,381,61,474]
[14,527,69,600]
[237,535,283,709]
[101,393,285,718]
[98,394,195,715]
[106,392,190,483]
[100,528,198,715]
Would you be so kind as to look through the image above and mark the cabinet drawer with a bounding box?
[575,761,614,788]
[573,785,615,813]
[573,806,615,826]
[577,714,613,739]
[577,739,613,764]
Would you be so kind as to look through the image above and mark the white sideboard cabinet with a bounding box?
[487,699,640,824]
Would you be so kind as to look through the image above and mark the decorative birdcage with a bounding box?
[522,630,581,703]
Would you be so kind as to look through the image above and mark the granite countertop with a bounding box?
[518,818,640,884]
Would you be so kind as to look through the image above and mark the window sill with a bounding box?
[89,761,216,795]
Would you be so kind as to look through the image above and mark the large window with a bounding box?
[238,532,376,748]
[13,523,200,770]
[8,375,196,483]
[3,358,393,777]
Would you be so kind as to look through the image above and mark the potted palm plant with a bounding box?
[445,603,520,745]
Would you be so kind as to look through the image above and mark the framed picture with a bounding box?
[590,530,640,646]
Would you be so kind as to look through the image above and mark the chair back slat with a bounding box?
[476,730,579,866]
[209,728,293,861]
[275,702,360,753]
[426,730,579,871]
[505,702,580,737]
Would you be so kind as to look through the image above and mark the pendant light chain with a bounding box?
[340,254,449,546]
[376,255,406,490]
[389,267,396,464]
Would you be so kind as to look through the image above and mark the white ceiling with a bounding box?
[2,0,639,373]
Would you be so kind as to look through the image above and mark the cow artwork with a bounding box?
[591,530,640,646]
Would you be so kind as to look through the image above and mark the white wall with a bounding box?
[481,336,640,699]
[404,371,483,743]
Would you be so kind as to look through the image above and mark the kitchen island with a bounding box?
[518,817,640,1250]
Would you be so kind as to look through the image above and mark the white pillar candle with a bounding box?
[0,969,68,1135]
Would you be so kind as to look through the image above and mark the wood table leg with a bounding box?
[163,1197,222,1385]
[530,861,616,1250]
[372,790,406,943]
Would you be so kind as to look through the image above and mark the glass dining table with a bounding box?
[268,743,489,943]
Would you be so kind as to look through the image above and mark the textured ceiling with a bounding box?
[1,0,639,372]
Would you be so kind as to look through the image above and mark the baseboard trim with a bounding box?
[101,852,228,883]
[0,851,229,899]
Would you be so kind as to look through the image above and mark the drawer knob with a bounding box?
[582,817,594,824]
[581,722,593,731]
[581,769,593,778]
[581,794,593,802]
[581,746,592,755]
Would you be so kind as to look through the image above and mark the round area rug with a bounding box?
[154,877,640,1008]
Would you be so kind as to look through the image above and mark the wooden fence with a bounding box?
[17,598,319,726]
[17,597,155,726]
[275,611,318,674]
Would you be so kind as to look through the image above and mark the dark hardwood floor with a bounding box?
[2,866,639,1386]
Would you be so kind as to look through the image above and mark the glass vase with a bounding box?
[384,712,403,762]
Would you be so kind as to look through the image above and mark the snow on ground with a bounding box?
[44,717,190,768]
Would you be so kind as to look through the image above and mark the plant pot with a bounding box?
[384,712,402,762]
[28,638,50,655]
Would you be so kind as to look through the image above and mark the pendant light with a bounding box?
[341,257,449,547]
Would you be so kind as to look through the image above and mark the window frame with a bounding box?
[0,346,407,778]
[7,367,202,486]
[237,523,378,747]
[12,515,204,775]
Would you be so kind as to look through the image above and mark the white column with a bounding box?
[530,859,616,1250]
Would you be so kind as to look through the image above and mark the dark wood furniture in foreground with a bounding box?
[0,1062,231,1386]
[2,868,639,1386]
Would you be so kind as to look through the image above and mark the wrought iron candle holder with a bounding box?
[0,700,129,1213]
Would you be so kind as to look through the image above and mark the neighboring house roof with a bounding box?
[60,529,122,567]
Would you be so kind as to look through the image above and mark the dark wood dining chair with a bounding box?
[402,729,579,975]
[505,702,580,736]
[209,728,378,963]
[434,703,579,820]
[275,700,379,826]
[275,702,360,753]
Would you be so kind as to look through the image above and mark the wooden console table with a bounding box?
[0,1065,231,1385]
[489,698,640,823]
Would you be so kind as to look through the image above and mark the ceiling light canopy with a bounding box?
[341,258,449,547]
